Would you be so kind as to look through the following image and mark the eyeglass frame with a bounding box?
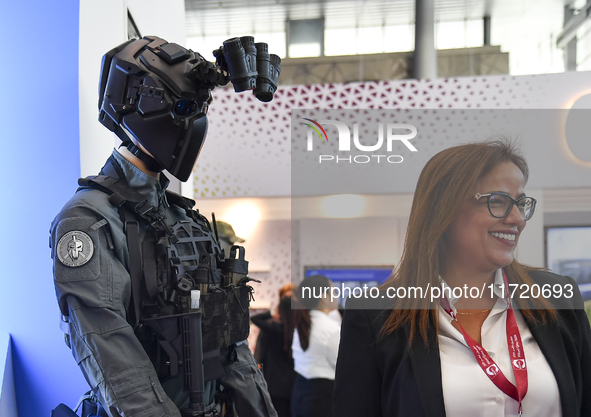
[472,192,537,221]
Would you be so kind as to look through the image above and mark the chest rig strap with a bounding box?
[79,175,177,239]
[78,174,177,328]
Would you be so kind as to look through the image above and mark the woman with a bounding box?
[251,284,296,417]
[333,141,591,417]
[291,275,341,417]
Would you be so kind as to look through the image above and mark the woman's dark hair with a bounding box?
[380,139,555,346]
[278,296,294,352]
[292,275,332,351]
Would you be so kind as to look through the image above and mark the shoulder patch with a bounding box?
[56,230,95,267]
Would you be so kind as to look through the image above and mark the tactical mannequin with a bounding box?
[50,36,280,417]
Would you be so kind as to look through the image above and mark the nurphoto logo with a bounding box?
[302,118,418,164]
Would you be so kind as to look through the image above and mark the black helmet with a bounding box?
[98,36,218,181]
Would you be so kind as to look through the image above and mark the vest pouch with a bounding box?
[222,245,249,286]
[201,285,251,352]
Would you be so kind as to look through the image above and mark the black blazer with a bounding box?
[333,271,591,417]
[251,311,297,399]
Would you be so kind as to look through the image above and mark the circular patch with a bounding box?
[57,231,94,267]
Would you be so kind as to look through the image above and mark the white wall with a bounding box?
[79,0,126,178]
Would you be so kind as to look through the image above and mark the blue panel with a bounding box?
[304,267,393,283]
[0,335,18,417]
[304,267,393,308]
[0,1,88,416]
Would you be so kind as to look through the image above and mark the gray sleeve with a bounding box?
[219,343,278,417]
[51,207,181,417]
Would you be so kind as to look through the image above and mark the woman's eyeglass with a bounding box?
[472,192,536,221]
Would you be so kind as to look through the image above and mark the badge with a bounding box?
[57,231,94,267]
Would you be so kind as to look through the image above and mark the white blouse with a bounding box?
[438,269,562,417]
[292,310,341,380]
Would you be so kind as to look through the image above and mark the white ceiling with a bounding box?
[184,0,572,37]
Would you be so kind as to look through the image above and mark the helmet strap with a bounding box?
[114,125,164,173]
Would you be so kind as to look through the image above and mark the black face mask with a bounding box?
[122,109,208,181]
[98,36,212,182]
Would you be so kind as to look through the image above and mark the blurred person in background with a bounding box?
[290,275,341,417]
[251,283,297,417]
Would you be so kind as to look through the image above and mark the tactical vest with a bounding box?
[78,166,254,387]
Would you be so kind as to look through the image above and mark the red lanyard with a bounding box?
[440,270,528,416]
